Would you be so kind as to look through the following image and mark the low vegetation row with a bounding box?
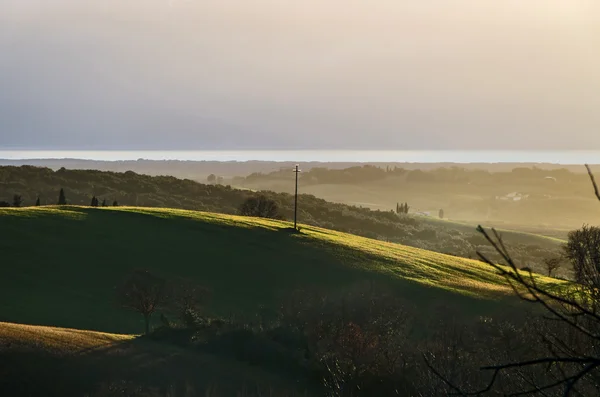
[236,164,596,187]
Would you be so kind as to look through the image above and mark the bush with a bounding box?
[182,308,205,329]
[239,195,282,220]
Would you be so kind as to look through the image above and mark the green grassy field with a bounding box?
[417,216,566,245]
[0,206,562,334]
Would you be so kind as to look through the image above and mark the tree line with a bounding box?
[395,202,410,214]
[1,188,119,207]
[238,164,597,187]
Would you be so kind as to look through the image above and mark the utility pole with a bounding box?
[293,164,301,229]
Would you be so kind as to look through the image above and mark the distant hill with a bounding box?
[0,158,593,183]
[234,164,600,231]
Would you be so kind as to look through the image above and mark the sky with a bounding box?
[1,0,599,151]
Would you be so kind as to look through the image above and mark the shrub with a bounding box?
[239,195,282,219]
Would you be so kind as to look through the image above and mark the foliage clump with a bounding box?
[239,195,282,220]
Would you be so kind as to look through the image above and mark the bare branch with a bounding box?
[481,357,598,372]
[477,226,600,340]
[585,164,600,202]
[563,362,600,397]
[422,353,468,396]
[426,165,600,396]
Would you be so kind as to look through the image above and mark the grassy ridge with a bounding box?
[0,206,562,334]
[0,321,133,353]
[0,166,566,275]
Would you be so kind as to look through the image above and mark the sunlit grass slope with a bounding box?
[0,321,133,354]
[0,321,308,396]
[0,206,562,334]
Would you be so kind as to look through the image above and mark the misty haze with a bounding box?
[2,2,600,397]
[2,0,600,150]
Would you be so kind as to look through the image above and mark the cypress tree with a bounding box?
[91,196,98,207]
[35,197,41,206]
[102,199,107,207]
[113,200,119,207]
[58,188,67,205]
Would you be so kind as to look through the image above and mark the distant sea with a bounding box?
[0,150,599,164]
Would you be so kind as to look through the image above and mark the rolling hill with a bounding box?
[234,164,600,231]
[0,165,566,275]
[0,206,562,335]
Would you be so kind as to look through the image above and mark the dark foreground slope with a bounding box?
[0,322,310,397]
[0,206,562,334]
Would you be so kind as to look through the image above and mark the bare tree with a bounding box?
[426,164,600,396]
[117,269,167,335]
[543,256,562,278]
[170,278,210,327]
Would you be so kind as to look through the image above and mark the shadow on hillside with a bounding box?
[0,335,312,397]
[2,206,512,335]
[278,226,301,234]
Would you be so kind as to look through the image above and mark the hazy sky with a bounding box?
[1,0,599,150]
